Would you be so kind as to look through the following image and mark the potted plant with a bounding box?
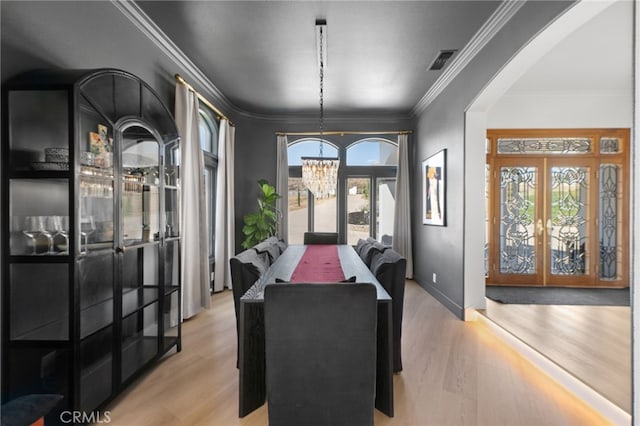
[241,179,281,249]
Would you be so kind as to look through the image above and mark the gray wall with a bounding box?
[233,115,414,253]
[412,0,575,318]
[1,0,413,257]
[2,0,579,317]
[1,1,186,112]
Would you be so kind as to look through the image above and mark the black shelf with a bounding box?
[10,316,69,341]
[80,298,114,339]
[8,171,70,179]
[121,336,158,383]
[80,351,113,412]
[165,285,180,296]
[3,69,181,416]
[122,286,160,318]
[9,255,71,263]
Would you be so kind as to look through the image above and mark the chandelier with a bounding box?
[301,19,339,199]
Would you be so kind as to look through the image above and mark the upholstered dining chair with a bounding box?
[264,283,377,426]
[252,237,281,265]
[369,249,407,373]
[303,231,339,245]
[360,240,388,268]
[354,238,370,256]
[229,249,269,367]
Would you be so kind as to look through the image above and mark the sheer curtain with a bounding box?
[275,135,289,242]
[393,134,414,278]
[175,83,211,319]
[214,119,235,291]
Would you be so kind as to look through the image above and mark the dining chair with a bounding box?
[252,238,281,265]
[303,231,338,245]
[264,283,377,426]
[354,238,370,256]
[360,240,388,268]
[369,249,407,373]
[229,249,269,367]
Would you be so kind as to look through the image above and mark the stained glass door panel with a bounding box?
[487,129,629,288]
[490,159,543,285]
[545,159,596,285]
[489,158,597,286]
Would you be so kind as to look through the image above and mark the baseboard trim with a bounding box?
[413,278,464,319]
[477,311,631,426]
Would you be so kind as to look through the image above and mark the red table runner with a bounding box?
[290,244,346,282]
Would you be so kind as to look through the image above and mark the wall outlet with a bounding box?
[432,273,437,283]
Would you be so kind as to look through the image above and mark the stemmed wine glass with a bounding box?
[49,215,69,254]
[80,215,95,253]
[23,216,52,254]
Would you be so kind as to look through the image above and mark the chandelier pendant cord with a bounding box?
[319,25,324,158]
[301,21,339,200]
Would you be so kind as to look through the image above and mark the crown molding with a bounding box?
[112,0,412,123]
[243,110,415,123]
[412,0,526,116]
[111,0,241,117]
[113,0,520,123]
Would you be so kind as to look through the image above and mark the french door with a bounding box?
[486,129,629,287]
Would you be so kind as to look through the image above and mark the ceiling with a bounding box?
[137,1,501,117]
[505,0,632,96]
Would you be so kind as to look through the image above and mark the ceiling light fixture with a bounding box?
[301,19,339,199]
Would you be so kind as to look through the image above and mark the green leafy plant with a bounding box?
[242,179,281,249]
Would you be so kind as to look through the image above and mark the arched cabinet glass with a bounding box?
[2,69,181,420]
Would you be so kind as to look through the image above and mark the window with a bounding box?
[287,139,339,244]
[287,137,398,245]
[346,138,398,166]
[198,109,218,289]
[345,139,397,245]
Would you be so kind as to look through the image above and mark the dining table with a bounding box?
[238,244,394,418]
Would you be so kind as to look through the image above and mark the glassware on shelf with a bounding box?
[10,216,28,255]
[44,216,57,254]
[50,215,70,254]
[80,216,95,253]
[23,216,52,255]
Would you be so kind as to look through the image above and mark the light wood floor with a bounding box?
[105,281,610,425]
[482,299,631,414]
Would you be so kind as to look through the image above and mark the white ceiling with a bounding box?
[504,0,632,95]
[137,1,501,116]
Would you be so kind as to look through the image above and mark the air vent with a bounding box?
[429,50,457,71]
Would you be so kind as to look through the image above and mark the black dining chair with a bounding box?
[229,249,269,367]
[264,283,378,426]
[303,231,339,245]
[354,238,370,256]
[360,240,388,268]
[252,237,281,265]
[369,249,407,373]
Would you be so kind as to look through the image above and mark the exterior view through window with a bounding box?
[288,137,397,245]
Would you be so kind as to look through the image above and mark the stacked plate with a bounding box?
[31,148,69,171]
[45,148,69,162]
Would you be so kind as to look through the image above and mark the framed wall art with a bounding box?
[422,149,446,226]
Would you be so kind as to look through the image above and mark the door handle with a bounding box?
[546,219,553,237]
[536,219,544,237]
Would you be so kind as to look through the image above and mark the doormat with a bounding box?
[486,286,630,306]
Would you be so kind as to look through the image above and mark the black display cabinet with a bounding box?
[2,69,181,423]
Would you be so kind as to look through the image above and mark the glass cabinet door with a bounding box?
[121,125,160,245]
[119,124,161,380]
[77,99,116,410]
[78,98,115,255]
